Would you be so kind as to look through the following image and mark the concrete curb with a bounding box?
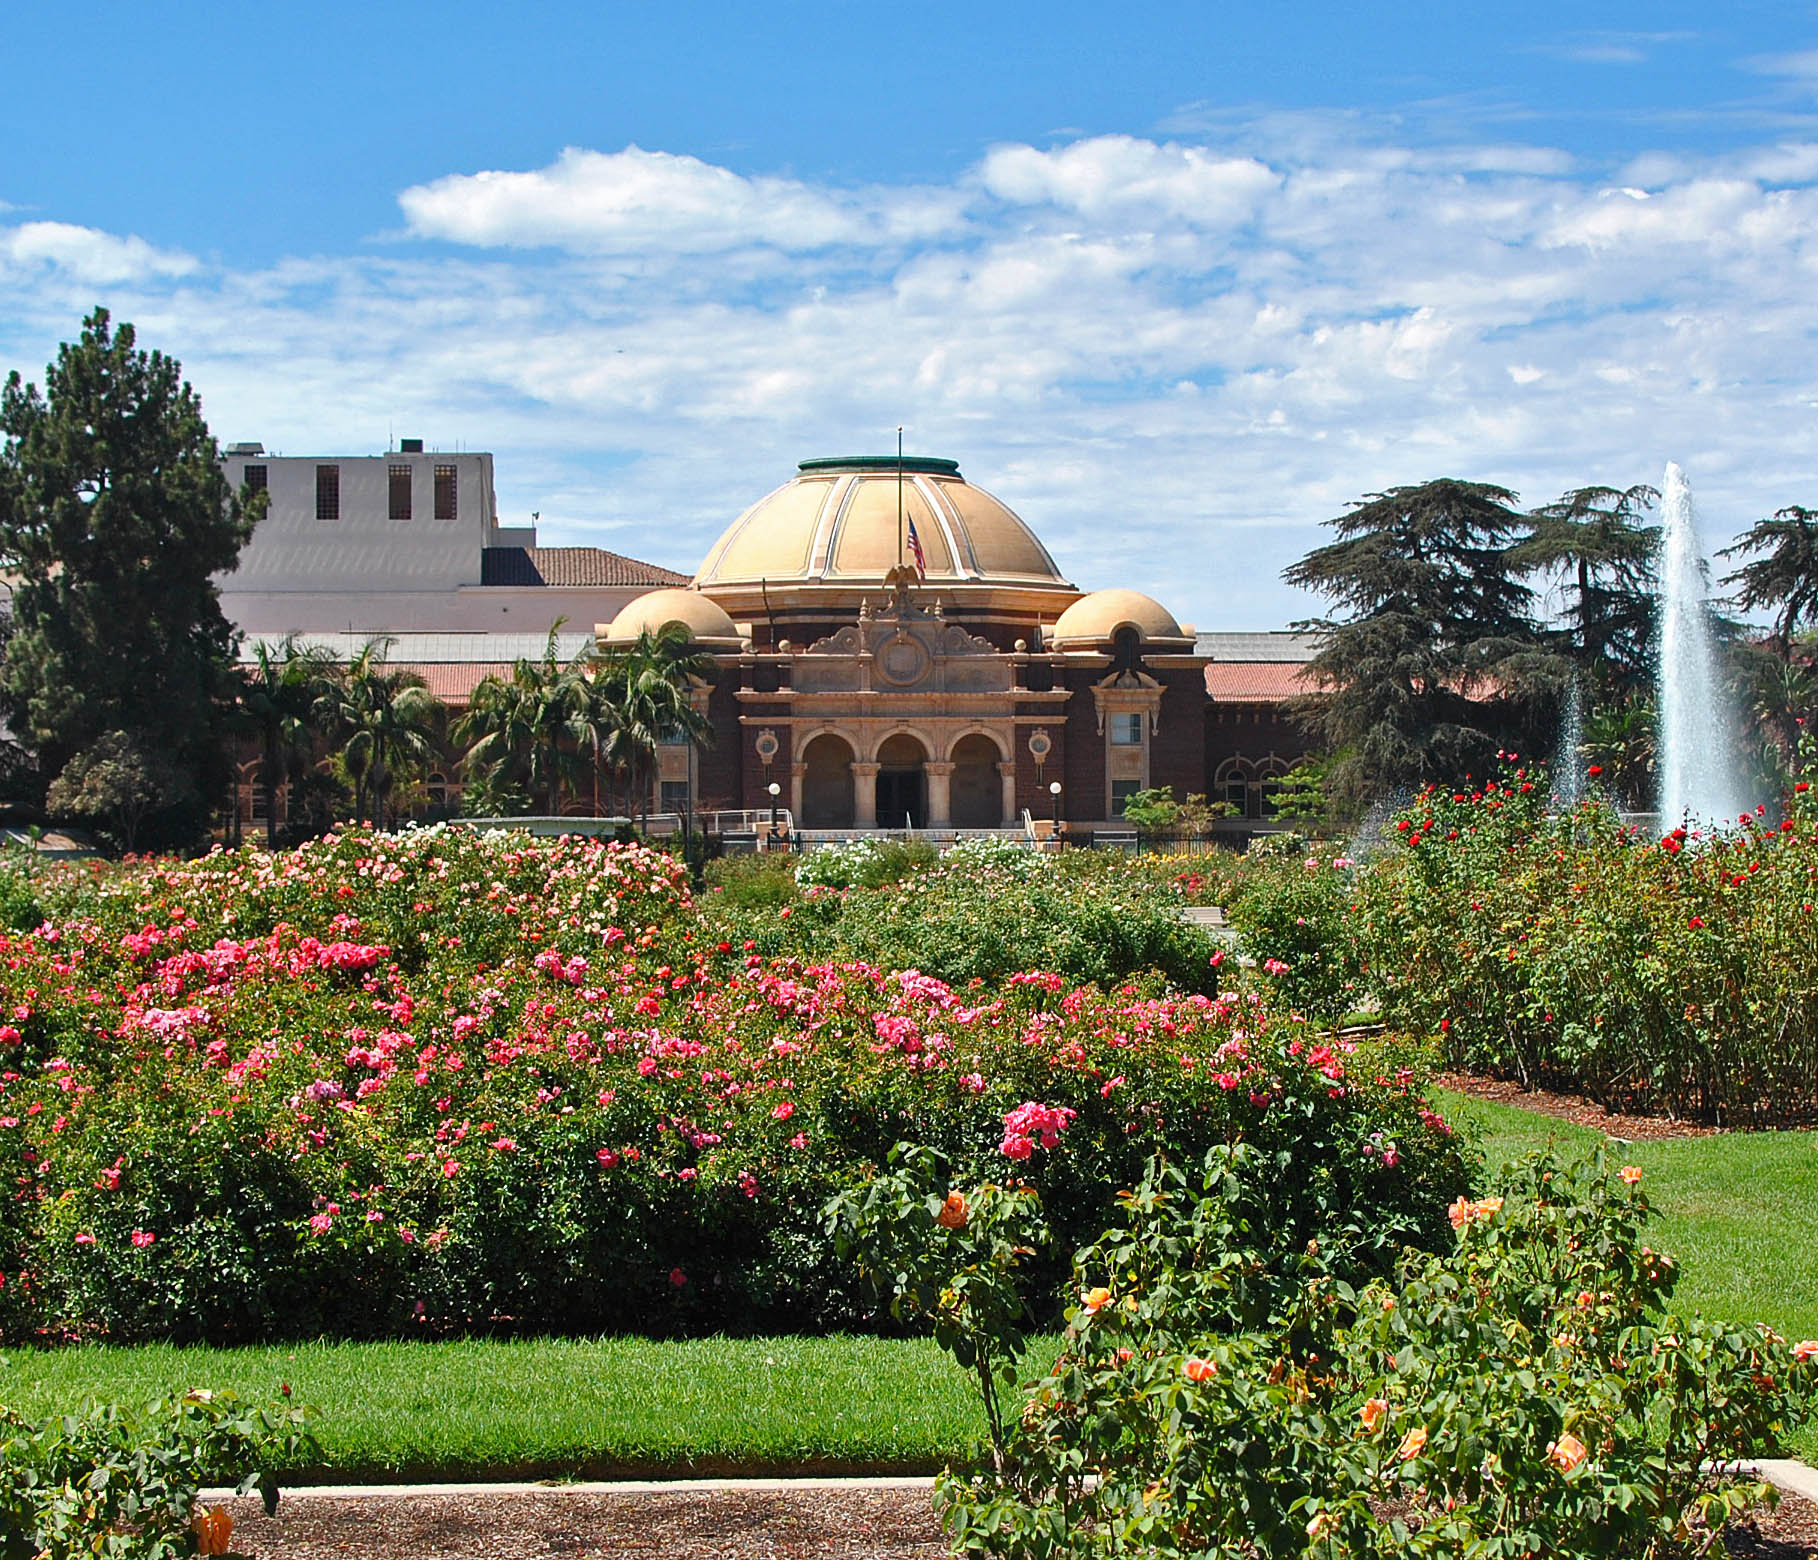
[202,1474,938,1500]
[208,1461,1818,1504]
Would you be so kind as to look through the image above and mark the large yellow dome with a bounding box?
[694,457,1075,591]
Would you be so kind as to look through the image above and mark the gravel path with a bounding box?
[207,1482,1818,1558]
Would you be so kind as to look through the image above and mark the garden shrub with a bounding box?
[700,850,801,913]
[795,836,938,890]
[921,1148,1816,1559]
[1346,761,1818,1120]
[0,828,1468,1342]
[0,847,41,933]
[1225,848,1366,1023]
[0,1389,312,1560]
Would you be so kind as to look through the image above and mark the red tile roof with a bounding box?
[480,546,688,588]
[1204,661,1316,701]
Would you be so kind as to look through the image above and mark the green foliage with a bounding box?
[1345,756,1818,1120]
[1272,757,1335,824]
[1283,479,1544,804]
[795,836,939,890]
[316,638,442,828]
[0,310,257,838]
[701,850,801,911]
[0,1389,313,1560]
[1226,849,1366,1023]
[45,732,187,856]
[0,826,1467,1342]
[0,845,42,931]
[454,621,597,817]
[1722,504,1818,656]
[827,1144,1047,1467]
[935,1148,1817,1560]
[1118,788,1180,832]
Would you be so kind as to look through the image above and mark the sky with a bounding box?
[4,1,1818,630]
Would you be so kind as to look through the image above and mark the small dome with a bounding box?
[1050,588,1189,648]
[694,457,1074,592]
[600,588,741,648]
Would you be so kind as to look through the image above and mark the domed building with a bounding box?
[600,455,1229,834]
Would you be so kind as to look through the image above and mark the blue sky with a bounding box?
[4,2,1818,628]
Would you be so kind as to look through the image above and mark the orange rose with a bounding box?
[1794,1340,1818,1362]
[192,1507,233,1557]
[1620,1165,1643,1185]
[1396,1426,1428,1461]
[1447,1196,1472,1231]
[1306,1511,1339,1540]
[1081,1285,1111,1313]
[1475,1195,1504,1219]
[937,1192,968,1229]
[1360,1397,1387,1433]
[1183,1356,1217,1382]
[1549,1432,1588,1473]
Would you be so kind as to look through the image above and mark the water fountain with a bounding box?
[1656,462,1743,827]
[1551,679,1584,809]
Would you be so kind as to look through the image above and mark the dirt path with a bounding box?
[211,1482,1818,1558]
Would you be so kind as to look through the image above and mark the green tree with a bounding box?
[1720,504,1818,658]
[236,635,339,847]
[0,310,261,839]
[1511,483,1659,692]
[317,639,442,828]
[1283,480,1541,802]
[453,623,593,815]
[591,625,714,829]
[1119,787,1182,833]
[44,730,184,854]
[1579,693,1656,811]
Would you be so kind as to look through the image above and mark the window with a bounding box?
[314,465,339,520]
[1222,778,1250,816]
[660,780,691,813]
[1110,711,1144,746]
[434,464,457,520]
[389,464,412,521]
[243,464,268,495]
[1110,779,1141,816]
[658,725,693,747]
[1260,779,1284,817]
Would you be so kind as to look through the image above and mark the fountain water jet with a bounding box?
[1656,463,1742,826]
[1552,680,1584,809]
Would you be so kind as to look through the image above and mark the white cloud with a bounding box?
[8,125,1818,631]
[398,144,965,254]
[978,135,1278,224]
[0,221,196,284]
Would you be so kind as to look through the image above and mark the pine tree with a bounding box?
[1283,479,1541,801]
[0,309,260,839]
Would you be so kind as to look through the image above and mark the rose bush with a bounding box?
[928,1148,1816,1559]
[1336,760,1818,1120]
[0,826,1468,1343]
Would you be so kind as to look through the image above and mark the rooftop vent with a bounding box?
[225,442,264,456]
[399,438,424,453]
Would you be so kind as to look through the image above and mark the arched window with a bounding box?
[1214,758,1252,818]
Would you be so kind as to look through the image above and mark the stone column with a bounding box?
[851,762,880,827]
[924,761,954,830]
[998,761,1018,828]
[789,762,806,827]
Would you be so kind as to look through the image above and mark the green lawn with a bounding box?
[1436,1088,1818,1461]
[5,1094,1815,1480]
[0,1333,1016,1481]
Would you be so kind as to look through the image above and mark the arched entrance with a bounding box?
[949,733,1003,827]
[875,733,927,829]
[801,733,856,827]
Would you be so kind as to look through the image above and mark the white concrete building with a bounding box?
[217,441,684,639]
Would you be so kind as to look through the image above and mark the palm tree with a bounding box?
[318,638,443,828]
[1720,505,1818,658]
[238,635,338,846]
[1579,694,1657,812]
[453,623,594,815]
[591,624,714,830]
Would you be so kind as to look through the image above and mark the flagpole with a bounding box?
[896,425,904,574]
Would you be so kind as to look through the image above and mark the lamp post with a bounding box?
[767,780,781,847]
[1048,779,1062,832]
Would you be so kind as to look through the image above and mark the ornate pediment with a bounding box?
[793,591,1011,694]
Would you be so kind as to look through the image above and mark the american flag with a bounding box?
[906,515,927,578]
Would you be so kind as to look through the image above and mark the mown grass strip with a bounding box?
[0,1334,1039,1481]
[1436,1088,1818,1460]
